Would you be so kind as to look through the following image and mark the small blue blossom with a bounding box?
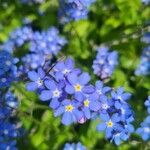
[97,113,122,138]
[65,72,94,99]
[26,68,45,91]
[92,46,118,79]
[94,80,111,98]
[136,116,150,141]
[53,57,81,81]
[80,93,101,120]
[63,142,86,150]
[54,99,83,125]
[40,80,63,109]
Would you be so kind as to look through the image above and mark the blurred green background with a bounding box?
[0,0,150,149]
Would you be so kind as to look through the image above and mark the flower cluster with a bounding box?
[136,96,150,141]
[58,0,95,24]
[96,87,134,145]
[92,46,118,79]
[0,91,19,150]
[27,57,100,125]
[26,57,134,145]
[1,26,67,73]
[2,26,33,53]
[0,50,18,88]
[63,142,86,150]
[135,33,150,75]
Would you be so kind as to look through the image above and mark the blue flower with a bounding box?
[111,87,131,103]
[92,46,118,79]
[94,80,111,98]
[54,99,83,125]
[65,72,94,99]
[97,113,122,138]
[26,68,45,91]
[136,116,150,141]
[53,57,81,81]
[145,96,150,114]
[40,80,63,109]
[63,142,86,150]
[80,93,101,120]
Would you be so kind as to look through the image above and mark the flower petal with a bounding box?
[67,73,78,85]
[39,90,52,101]
[28,71,39,81]
[79,72,90,85]
[62,112,73,125]
[26,82,37,91]
[97,123,106,131]
[44,80,56,90]
[65,84,75,94]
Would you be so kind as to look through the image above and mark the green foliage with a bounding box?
[0,0,150,149]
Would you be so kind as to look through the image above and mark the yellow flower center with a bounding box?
[107,120,113,127]
[74,84,82,91]
[84,99,90,107]
[65,104,74,112]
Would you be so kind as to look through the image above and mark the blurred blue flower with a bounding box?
[63,142,86,150]
[2,26,33,53]
[0,50,18,88]
[26,68,45,91]
[145,96,150,114]
[142,0,150,4]
[136,116,150,141]
[58,0,95,23]
[30,27,67,55]
[92,46,118,79]
[135,33,150,76]
[0,90,19,150]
